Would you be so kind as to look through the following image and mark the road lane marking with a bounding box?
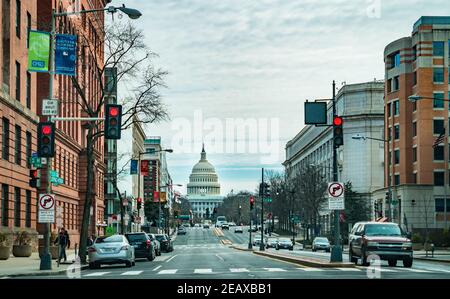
[263,268,287,272]
[337,268,361,271]
[120,271,143,276]
[152,265,162,271]
[157,269,178,274]
[401,268,432,273]
[229,268,249,272]
[194,268,213,274]
[84,272,110,277]
[215,254,224,261]
[166,254,178,263]
[0,277,10,279]
[299,268,323,271]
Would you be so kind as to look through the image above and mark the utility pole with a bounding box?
[330,80,343,262]
[260,168,265,251]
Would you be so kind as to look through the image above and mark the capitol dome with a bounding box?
[187,144,221,195]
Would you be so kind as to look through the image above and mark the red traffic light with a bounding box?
[250,196,254,204]
[42,125,52,135]
[137,197,142,204]
[109,107,119,117]
[30,169,39,178]
[333,116,343,126]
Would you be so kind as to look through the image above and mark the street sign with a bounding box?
[329,198,345,210]
[105,226,115,236]
[42,99,59,116]
[38,194,55,223]
[264,198,272,203]
[328,182,344,198]
[50,170,58,178]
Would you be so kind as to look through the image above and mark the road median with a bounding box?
[253,250,355,268]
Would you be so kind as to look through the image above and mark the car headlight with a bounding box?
[402,242,412,248]
[367,241,378,247]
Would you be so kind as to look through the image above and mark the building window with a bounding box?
[388,51,400,69]
[393,100,399,115]
[26,12,31,47]
[433,93,444,108]
[393,76,399,91]
[394,149,400,164]
[387,103,391,117]
[433,119,444,134]
[434,172,445,186]
[1,185,9,226]
[2,118,10,161]
[394,53,401,67]
[26,72,31,109]
[387,127,392,141]
[15,61,20,102]
[14,187,20,227]
[15,0,20,38]
[15,125,21,165]
[412,45,417,61]
[433,68,444,83]
[413,147,417,162]
[394,124,400,140]
[25,190,31,227]
[387,79,392,93]
[412,122,417,137]
[413,71,417,86]
[394,174,400,186]
[26,131,31,168]
[434,145,444,160]
[413,173,417,184]
[413,100,417,112]
[433,41,445,56]
[435,198,445,212]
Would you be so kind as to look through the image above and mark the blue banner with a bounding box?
[130,159,138,175]
[55,34,77,76]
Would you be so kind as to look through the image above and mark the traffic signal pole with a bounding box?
[330,80,343,263]
[260,168,265,251]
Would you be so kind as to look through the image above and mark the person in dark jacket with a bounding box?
[54,228,69,263]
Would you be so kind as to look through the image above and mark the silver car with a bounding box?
[88,235,135,269]
[312,237,331,252]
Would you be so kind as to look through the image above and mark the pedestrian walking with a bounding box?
[54,228,69,263]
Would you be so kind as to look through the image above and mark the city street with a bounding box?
[12,227,450,279]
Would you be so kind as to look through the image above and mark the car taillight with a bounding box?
[120,245,129,251]
[88,247,96,253]
[146,240,151,248]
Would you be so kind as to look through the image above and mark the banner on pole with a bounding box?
[55,34,77,76]
[28,31,50,72]
[130,159,138,174]
[141,160,149,176]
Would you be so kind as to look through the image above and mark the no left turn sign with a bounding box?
[39,194,55,209]
[38,194,55,223]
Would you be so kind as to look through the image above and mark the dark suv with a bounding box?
[155,234,174,252]
[125,233,156,261]
[348,222,412,267]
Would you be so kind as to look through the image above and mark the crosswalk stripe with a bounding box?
[153,266,162,271]
[158,269,178,274]
[120,271,143,276]
[401,268,432,273]
[229,268,249,272]
[337,268,361,271]
[263,268,286,272]
[84,272,110,277]
[194,268,213,274]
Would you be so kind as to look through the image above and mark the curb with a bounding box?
[253,251,355,268]
[0,264,89,278]
[231,246,254,252]
[414,257,450,264]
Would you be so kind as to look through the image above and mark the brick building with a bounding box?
[0,0,39,232]
[372,16,450,233]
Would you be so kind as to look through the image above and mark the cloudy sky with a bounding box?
[115,0,448,196]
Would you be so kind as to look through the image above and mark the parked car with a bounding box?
[147,233,161,256]
[88,235,135,269]
[155,234,174,252]
[124,232,156,261]
[253,236,263,247]
[221,223,230,230]
[312,237,331,252]
[182,223,190,228]
[234,227,243,233]
[248,226,258,232]
[177,227,187,235]
[203,223,210,229]
[348,221,413,267]
[228,222,236,227]
[194,223,200,227]
[276,238,294,250]
[265,237,278,249]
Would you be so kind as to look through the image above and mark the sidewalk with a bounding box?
[0,249,85,278]
[413,250,450,263]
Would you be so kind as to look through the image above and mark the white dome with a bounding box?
[187,145,221,195]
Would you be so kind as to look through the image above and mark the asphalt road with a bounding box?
[12,226,450,279]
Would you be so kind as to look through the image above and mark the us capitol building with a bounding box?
[187,145,224,219]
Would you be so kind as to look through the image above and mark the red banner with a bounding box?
[153,191,159,203]
[140,160,149,176]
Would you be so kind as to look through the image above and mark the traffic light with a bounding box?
[29,169,41,188]
[250,196,255,210]
[137,197,142,210]
[37,122,55,157]
[264,183,271,198]
[333,116,344,148]
[105,104,122,139]
[385,190,390,203]
[174,210,179,219]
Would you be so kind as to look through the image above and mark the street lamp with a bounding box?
[40,4,142,271]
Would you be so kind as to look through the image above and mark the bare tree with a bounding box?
[71,21,169,264]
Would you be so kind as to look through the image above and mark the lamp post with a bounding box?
[40,4,142,271]
[408,95,450,230]
[351,134,391,221]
